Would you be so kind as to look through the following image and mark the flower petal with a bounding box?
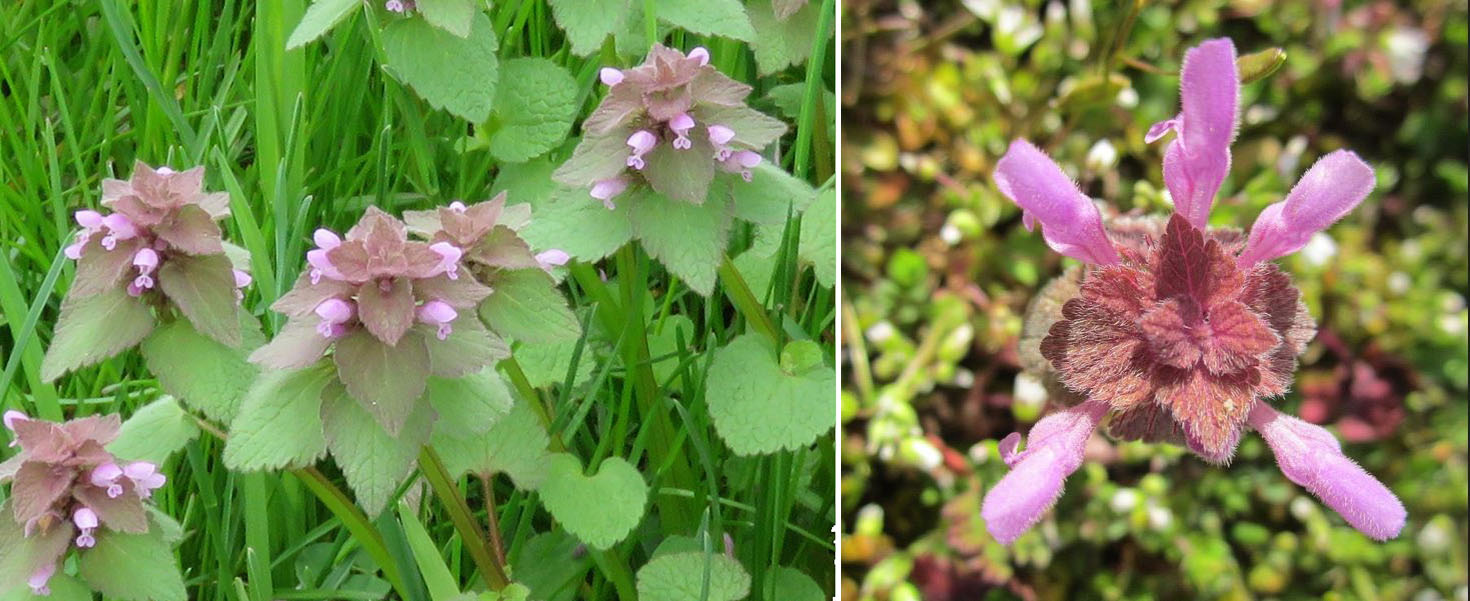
[1248,403,1406,540]
[1161,38,1238,229]
[1236,150,1375,267]
[980,400,1108,544]
[993,140,1120,265]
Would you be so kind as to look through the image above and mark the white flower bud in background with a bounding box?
[1299,232,1338,267]
[1085,139,1118,172]
[1013,371,1048,409]
[1109,488,1140,513]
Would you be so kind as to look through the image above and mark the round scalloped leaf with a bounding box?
[425,367,513,439]
[519,186,635,263]
[477,269,580,344]
[653,0,754,41]
[382,11,498,123]
[798,187,836,288]
[489,58,578,163]
[706,334,835,455]
[538,453,646,549]
[635,551,751,601]
[107,396,200,464]
[431,398,550,489]
[763,566,824,601]
[140,314,264,422]
[748,0,823,75]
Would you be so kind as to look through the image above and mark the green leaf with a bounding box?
[41,287,155,382]
[635,552,751,601]
[548,0,631,55]
[765,83,835,141]
[223,364,335,471]
[322,381,434,517]
[417,0,475,37]
[748,0,823,75]
[425,367,513,439]
[398,504,462,601]
[286,0,362,49]
[510,532,593,601]
[107,396,200,464]
[477,269,580,344]
[727,164,816,226]
[0,574,90,601]
[78,526,187,601]
[538,453,646,549]
[732,248,777,301]
[763,566,824,601]
[779,340,823,374]
[706,334,835,455]
[631,190,732,296]
[383,11,499,122]
[334,329,432,436]
[512,337,597,389]
[431,396,550,488]
[798,187,836,288]
[1238,47,1288,84]
[489,58,579,163]
[654,0,754,41]
[156,253,242,346]
[140,315,263,422]
[519,186,635,262]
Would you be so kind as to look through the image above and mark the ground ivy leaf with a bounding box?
[732,248,777,301]
[477,269,580,344]
[223,364,335,471]
[107,396,199,464]
[322,381,433,517]
[548,0,630,55]
[635,551,751,601]
[728,164,816,226]
[489,58,578,163]
[520,186,635,262]
[383,11,499,122]
[631,190,732,296]
[706,333,835,455]
[763,566,824,601]
[431,397,549,489]
[798,187,836,288]
[654,0,754,41]
[78,527,187,601]
[41,287,155,382]
[538,453,646,548]
[157,253,241,347]
[425,367,513,439]
[140,315,263,422]
[416,0,475,37]
[748,0,822,75]
[286,0,361,49]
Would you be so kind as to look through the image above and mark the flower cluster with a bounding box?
[67,162,249,303]
[403,192,568,278]
[0,412,165,596]
[553,44,788,207]
[983,38,1404,544]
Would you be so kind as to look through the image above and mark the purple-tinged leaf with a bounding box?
[333,329,431,436]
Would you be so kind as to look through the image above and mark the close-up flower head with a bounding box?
[984,38,1404,545]
[553,44,789,207]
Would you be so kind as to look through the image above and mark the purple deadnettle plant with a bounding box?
[982,38,1405,544]
[41,162,252,382]
[0,412,171,596]
[250,206,498,435]
[553,44,789,207]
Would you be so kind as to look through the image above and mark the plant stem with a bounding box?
[480,476,508,568]
[717,255,780,344]
[418,445,510,591]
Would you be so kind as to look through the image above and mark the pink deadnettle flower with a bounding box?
[554,44,789,206]
[0,412,165,595]
[983,38,1402,544]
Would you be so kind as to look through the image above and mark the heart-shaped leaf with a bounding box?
[706,334,835,455]
[538,453,646,548]
[636,551,750,601]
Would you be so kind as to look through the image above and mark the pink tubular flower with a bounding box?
[91,462,125,498]
[990,37,1398,545]
[626,130,657,170]
[417,300,457,340]
[708,125,736,161]
[100,213,137,250]
[535,249,570,271]
[1146,38,1238,230]
[64,210,106,259]
[1248,403,1406,540]
[980,400,1108,544]
[129,247,160,295]
[599,67,624,87]
[669,113,695,150]
[590,177,630,210]
[124,461,166,498]
[29,561,56,596]
[719,150,763,182]
[314,298,356,339]
[73,507,99,548]
[687,46,710,66]
[307,229,345,284]
[429,241,464,280]
[994,139,1120,265]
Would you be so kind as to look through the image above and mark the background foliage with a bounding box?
[0,0,836,599]
[839,0,1468,599]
